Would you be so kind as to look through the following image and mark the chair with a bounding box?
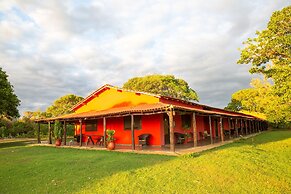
[74,135,80,143]
[138,134,151,147]
[174,132,185,144]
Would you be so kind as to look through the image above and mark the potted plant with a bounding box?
[106,129,115,150]
[54,120,63,146]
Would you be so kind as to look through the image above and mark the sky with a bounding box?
[0,0,289,115]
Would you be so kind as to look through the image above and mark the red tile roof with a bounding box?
[37,102,258,122]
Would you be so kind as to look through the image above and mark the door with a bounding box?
[214,119,219,138]
[163,114,170,144]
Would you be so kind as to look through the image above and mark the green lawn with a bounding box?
[1,130,291,194]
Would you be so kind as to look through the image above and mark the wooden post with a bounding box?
[220,117,224,142]
[235,119,238,137]
[37,122,41,144]
[48,121,52,144]
[244,119,249,135]
[79,120,82,146]
[103,117,106,148]
[228,118,231,139]
[209,115,213,144]
[63,121,67,146]
[192,112,197,147]
[131,114,135,150]
[168,109,175,152]
[240,119,243,135]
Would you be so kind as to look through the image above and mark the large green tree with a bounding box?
[46,94,84,117]
[0,67,20,118]
[123,75,199,101]
[233,6,291,127]
[238,6,291,101]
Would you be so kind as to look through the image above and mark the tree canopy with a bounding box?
[226,79,290,127]
[238,6,291,101]
[123,75,199,101]
[230,6,291,128]
[0,67,20,118]
[46,94,84,117]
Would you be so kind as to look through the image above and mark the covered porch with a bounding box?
[35,103,268,152]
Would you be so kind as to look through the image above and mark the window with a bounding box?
[85,121,97,131]
[181,114,191,129]
[124,115,142,130]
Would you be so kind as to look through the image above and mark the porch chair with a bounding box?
[174,132,185,144]
[138,134,151,147]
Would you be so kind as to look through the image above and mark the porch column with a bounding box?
[48,121,52,144]
[228,118,231,139]
[209,115,213,144]
[235,119,238,137]
[131,115,135,150]
[240,119,243,135]
[37,122,41,144]
[103,117,106,148]
[63,121,67,146]
[220,117,224,142]
[244,119,248,135]
[192,112,197,147]
[168,109,175,152]
[79,120,82,146]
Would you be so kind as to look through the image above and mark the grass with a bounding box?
[0,130,291,194]
[0,142,173,193]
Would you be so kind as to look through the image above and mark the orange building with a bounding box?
[36,84,267,152]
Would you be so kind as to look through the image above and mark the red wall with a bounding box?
[75,114,163,146]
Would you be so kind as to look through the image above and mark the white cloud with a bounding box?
[0,0,289,115]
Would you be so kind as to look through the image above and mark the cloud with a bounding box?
[0,0,289,115]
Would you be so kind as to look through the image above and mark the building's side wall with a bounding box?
[75,88,159,113]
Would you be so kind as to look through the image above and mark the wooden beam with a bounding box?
[192,112,197,147]
[79,120,82,147]
[235,119,238,137]
[63,121,67,146]
[245,119,248,135]
[240,119,243,135]
[37,122,41,144]
[228,118,231,139]
[48,121,52,144]
[220,117,224,142]
[209,115,213,144]
[168,109,175,152]
[131,114,135,150]
[103,117,106,148]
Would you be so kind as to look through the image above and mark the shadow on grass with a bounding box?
[0,140,36,148]
[0,145,175,194]
[184,129,291,158]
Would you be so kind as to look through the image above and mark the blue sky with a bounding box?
[0,0,289,115]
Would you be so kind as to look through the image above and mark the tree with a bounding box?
[226,79,290,127]
[237,6,291,101]
[0,67,21,118]
[46,94,84,117]
[236,6,291,127]
[123,75,199,101]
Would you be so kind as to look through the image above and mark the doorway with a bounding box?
[163,114,170,144]
[214,119,219,138]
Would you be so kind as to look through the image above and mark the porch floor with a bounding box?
[38,132,261,156]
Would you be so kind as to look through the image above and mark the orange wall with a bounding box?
[75,88,159,113]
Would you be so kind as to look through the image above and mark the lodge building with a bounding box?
[36,84,267,152]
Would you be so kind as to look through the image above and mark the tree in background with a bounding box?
[123,75,199,101]
[230,6,291,128]
[46,94,84,117]
[237,6,291,101]
[0,67,21,118]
